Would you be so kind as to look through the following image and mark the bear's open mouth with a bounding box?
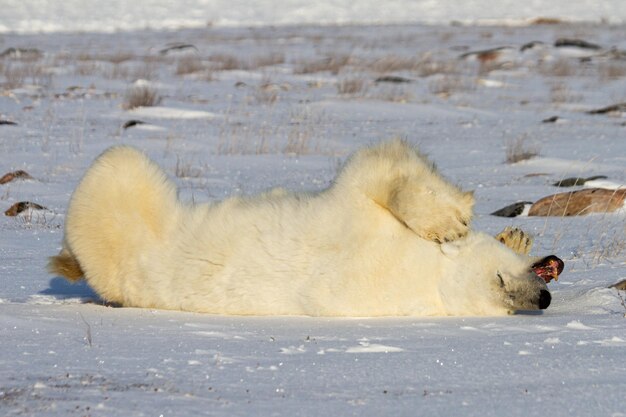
[532,255,564,283]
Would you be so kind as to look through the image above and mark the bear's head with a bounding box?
[437,232,563,315]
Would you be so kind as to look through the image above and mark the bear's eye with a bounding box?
[496,271,505,287]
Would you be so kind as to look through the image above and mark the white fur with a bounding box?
[53,140,550,316]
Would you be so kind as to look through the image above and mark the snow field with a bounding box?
[0,21,625,416]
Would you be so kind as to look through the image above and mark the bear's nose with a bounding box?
[538,290,551,309]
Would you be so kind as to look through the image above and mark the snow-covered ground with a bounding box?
[1,0,626,33]
[1,8,626,417]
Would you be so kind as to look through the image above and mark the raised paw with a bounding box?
[389,185,474,244]
[417,212,471,243]
[395,194,473,243]
[495,226,533,255]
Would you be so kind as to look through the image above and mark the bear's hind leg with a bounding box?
[495,226,533,255]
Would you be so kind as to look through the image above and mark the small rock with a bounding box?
[587,103,626,115]
[0,47,42,59]
[459,47,513,63]
[159,43,198,55]
[491,202,533,217]
[554,38,602,50]
[122,120,145,129]
[520,41,545,52]
[5,201,47,217]
[374,76,413,84]
[541,116,559,123]
[0,170,33,185]
[553,175,607,187]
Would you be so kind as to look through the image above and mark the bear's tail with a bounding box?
[47,246,84,282]
[48,146,180,303]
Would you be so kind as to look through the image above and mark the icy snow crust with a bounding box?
[0,22,625,416]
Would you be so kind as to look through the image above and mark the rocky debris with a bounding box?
[553,175,608,187]
[529,18,563,25]
[554,38,602,50]
[0,170,33,185]
[520,41,545,52]
[610,279,626,291]
[459,46,513,62]
[4,201,47,216]
[374,75,413,84]
[542,116,559,123]
[159,43,198,55]
[587,103,626,115]
[0,47,42,59]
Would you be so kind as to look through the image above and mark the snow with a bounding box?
[1,0,626,33]
[1,4,626,416]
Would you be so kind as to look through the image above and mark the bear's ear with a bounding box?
[440,241,461,258]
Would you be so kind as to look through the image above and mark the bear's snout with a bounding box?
[538,290,551,309]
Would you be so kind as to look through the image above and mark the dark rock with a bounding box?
[122,120,145,129]
[491,202,533,217]
[554,38,602,50]
[553,175,607,187]
[542,116,559,123]
[159,43,198,55]
[0,47,42,59]
[374,75,413,84]
[520,41,545,52]
[587,103,626,115]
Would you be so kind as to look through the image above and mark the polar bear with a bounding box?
[48,140,562,316]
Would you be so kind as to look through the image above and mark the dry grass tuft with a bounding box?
[122,85,161,110]
[1,62,50,89]
[254,78,282,105]
[175,56,205,75]
[294,54,352,75]
[505,135,540,163]
[209,54,243,71]
[76,52,134,64]
[541,59,579,77]
[174,156,202,178]
[370,55,421,73]
[598,62,626,81]
[371,86,412,103]
[337,78,368,95]
[428,74,473,97]
[550,82,583,103]
[251,53,285,69]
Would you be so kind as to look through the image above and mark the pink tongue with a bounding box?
[533,263,558,283]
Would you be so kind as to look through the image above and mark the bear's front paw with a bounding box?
[418,211,471,243]
[495,226,533,255]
